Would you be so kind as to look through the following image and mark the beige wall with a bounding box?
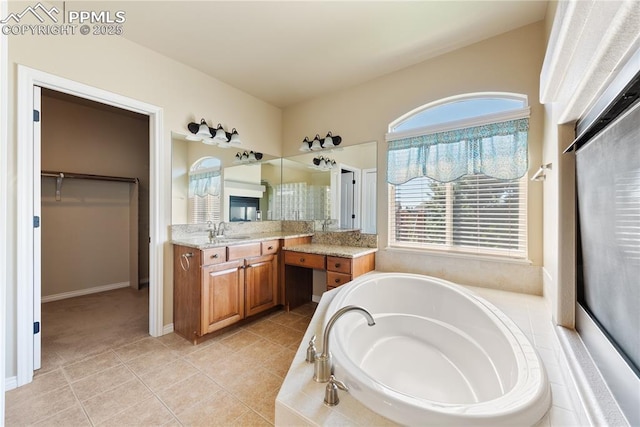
[6,29,282,378]
[41,93,149,297]
[283,22,546,294]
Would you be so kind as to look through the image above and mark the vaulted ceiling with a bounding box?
[83,1,548,108]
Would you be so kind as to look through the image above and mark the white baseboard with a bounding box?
[41,281,130,303]
[312,295,322,303]
[5,376,17,391]
[162,323,174,335]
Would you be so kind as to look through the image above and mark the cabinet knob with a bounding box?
[211,254,218,259]
[335,278,340,283]
[334,263,341,268]
[300,257,305,263]
[268,246,274,250]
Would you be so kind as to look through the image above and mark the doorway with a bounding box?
[338,166,361,230]
[340,169,355,229]
[38,88,150,370]
[16,65,165,386]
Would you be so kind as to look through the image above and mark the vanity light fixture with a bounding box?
[229,128,242,145]
[186,118,213,142]
[311,155,336,171]
[299,136,312,152]
[213,123,229,142]
[323,132,335,148]
[311,134,323,151]
[234,150,263,164]
[186,119,241,146]
[299,132,342,152]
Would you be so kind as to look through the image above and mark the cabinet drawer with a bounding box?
[326,256,351,274]
[202,247,227,265]
[261,240,280,255]
[284,251,325,269]
[227,242,261,260]
[327,271,352,288]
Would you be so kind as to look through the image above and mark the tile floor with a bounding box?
[5,289,316,426]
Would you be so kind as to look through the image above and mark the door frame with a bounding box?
[16,65,165,386]
[1,0,8,417]
[339,164,361,229]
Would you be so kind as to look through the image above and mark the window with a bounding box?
[387,94,529,259]
[188,157,222,223]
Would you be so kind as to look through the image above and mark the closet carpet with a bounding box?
[5,287,315,426]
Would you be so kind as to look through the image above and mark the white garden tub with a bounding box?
[325,272,551,426]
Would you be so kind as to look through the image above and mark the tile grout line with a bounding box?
[32,354,104,426]
[107,339,184,426]
[61,363,96,427]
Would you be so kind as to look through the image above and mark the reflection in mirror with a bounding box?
[172,133,282,224]
[281,141,377,233]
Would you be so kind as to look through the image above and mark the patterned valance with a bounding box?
[188,171,221,197]
[387,118,529,184]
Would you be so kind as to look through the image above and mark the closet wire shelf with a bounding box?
[41,170,139,201]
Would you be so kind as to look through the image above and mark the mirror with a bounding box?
[281,141,377,233]
[172,133,282,224]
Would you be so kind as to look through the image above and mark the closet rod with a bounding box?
[41,170,139,183]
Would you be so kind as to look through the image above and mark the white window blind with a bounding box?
[189,193,221,224]
[389,174,527,258]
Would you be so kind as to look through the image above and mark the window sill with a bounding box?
[384,245,533,266]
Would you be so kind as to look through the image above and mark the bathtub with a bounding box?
[325,272,551,426]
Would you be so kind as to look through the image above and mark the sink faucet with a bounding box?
[314,305,375,383]
[207,221,216,241]
[322,217,331,231]
[216,221,225,237]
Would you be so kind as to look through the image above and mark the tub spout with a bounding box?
[314,305,375,383]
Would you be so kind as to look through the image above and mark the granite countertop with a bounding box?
[171,231,314,250]
[283,243,378,258]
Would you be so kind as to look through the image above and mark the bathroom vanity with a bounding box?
[283,245,376,310]
[172,223,377,344]
[173,235,301,344]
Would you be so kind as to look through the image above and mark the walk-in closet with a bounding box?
[38,89,150,371]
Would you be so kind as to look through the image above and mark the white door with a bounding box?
[340,170,355,229]
[33,85,42,370]
[361,168,377,234]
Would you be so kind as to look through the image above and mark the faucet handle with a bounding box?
[305,334,317,363]
[324,375,348,406]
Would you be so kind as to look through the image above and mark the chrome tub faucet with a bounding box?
[313,305,375,383]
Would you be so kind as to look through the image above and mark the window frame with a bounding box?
[386,93,530,260]
[388,92,529,136]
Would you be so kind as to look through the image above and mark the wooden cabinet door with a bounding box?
[201,259,244,334]
[173,245,202,343]
[245,254,277,317]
